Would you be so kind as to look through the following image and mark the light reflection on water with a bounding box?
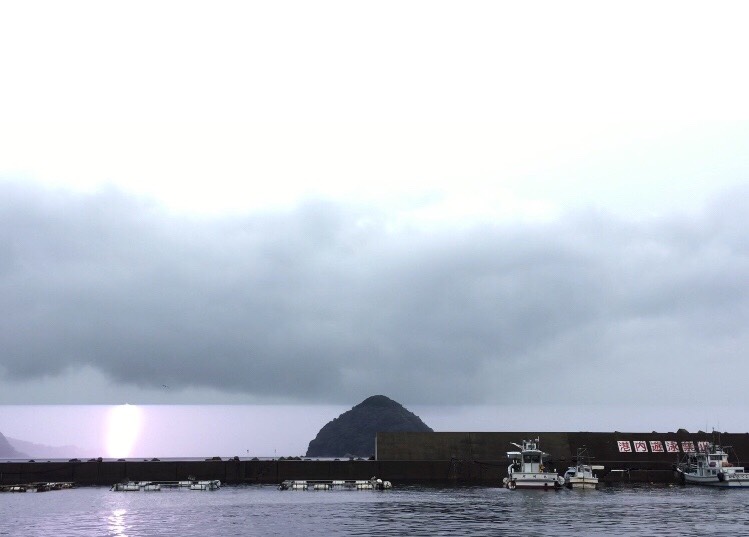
[107,508,126,536]
[1,485,749,536]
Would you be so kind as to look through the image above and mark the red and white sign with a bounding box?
[617,440,632,452]
[614,439,715,454]
[649,441,664,453]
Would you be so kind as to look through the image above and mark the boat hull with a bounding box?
[676,468,749,487]
[506,473,563,490]
[566,477,598,490]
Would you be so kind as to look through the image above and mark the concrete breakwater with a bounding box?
[0,459,450,487]
[376,430,749,463]
[0,458,699,486]
[376,430,749,484]
[2,431,747,486]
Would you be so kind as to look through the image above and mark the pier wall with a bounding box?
[376,430,749,484]
[3,431,747,486]
[376,431,749,464]
[0,459,496,486]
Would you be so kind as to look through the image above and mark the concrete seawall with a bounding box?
[0,460,462,487]
[3,431,747,486]
[376,430,749,484]
[376,430,749,466]
[0,458,703,486]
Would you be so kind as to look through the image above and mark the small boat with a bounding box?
[675,443,749,487]
[371,478,392,490]
[503,438,564,490]
[563,448,603,489]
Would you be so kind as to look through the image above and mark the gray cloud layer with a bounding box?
[1,182,748,405]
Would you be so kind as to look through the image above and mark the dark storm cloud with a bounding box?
[1,181,748,404]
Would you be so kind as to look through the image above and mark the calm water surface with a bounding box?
[2,485,748,536]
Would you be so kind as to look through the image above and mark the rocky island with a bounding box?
[306,395,432,458]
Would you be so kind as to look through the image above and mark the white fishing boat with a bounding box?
[563,448,603,489]
[675,443,749,487]
[503,438,564,490]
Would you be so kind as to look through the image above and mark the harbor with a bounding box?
[2,430,748,488]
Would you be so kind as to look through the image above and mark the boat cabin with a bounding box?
[685,446,741,477]
[507,439,549,473]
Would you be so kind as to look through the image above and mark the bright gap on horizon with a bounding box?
[105,405,143,459]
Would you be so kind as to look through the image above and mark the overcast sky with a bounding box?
[2,1,749,452]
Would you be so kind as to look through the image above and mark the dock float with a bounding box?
[279,477,392,491]
[110,479,221,491]
[0,482,74,493]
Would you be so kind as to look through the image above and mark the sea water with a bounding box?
[1,485,748,536]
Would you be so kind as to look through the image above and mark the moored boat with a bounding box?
[563,448,603,489]
[503,438,564,490]
[675,443,749,487]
